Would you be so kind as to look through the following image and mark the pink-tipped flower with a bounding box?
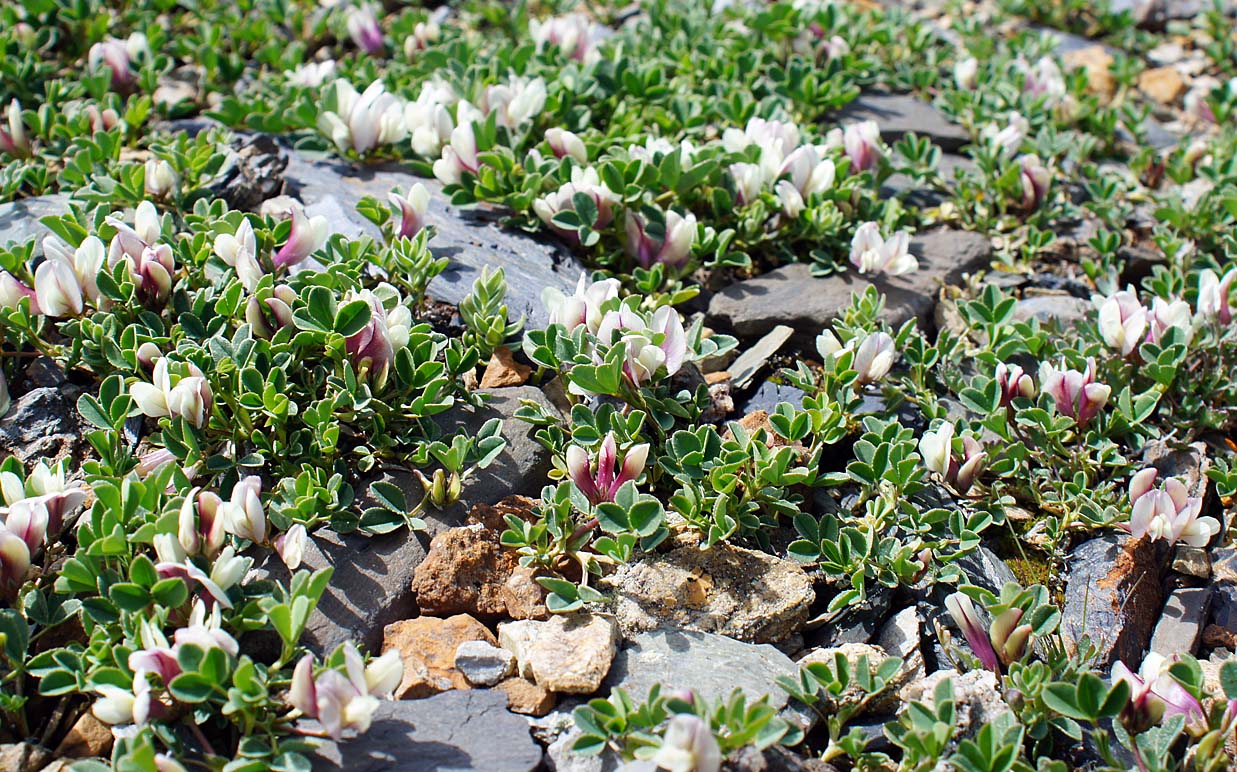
[842,120,882,172]
[955,57,979,90]
[266,285,298,330]
[530,13,609,64]
[818,329,896,386]
[532,167,618,243]
[1125,471,1219,548]
[919,422,986,494]
[343,289,412,389]
[222,476,265,545]
[273,207,329,269]
[546,128,587,163]
[179,488,225,559]
[945,591,1001,673]
[33,258,84,317]
[346,4,385,56]
[982,112,1029,158]
[1197,268,1237,324]
[1097,289,1147,357]
[1112,653,1204,734]
[287,643,401,740]
[0,99,30,158]
[318,79,407,155]
[1145,297,1192,345]
[1023,56,1067,104]
[542,274,620,334]
[650,714,722,772]
[0,271,38,312]
[995,362,1035,406]
[566,433,650,505]
[1038,358,1110,427]
[989,607,1034,666]
[0,524,31,596]
[1018,154,1051,210]
[2,498,49,553]
[388,183,430,239]
[594,306,687,388]
[624,208,697,269]
[849,222,918,276]
[129,243,175,307]
[88,34,149,90]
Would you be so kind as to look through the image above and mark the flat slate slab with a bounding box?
[283,151,584,330]
[836,93,970,152]
[708,228,991,345]
[310,690,542,772]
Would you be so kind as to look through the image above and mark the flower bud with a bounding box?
[0,526,31,595]
[388,183,430,239]
[34,258,84,317]
[144,159,178,198]
[545,128,587,163]
[0,99,30,158]
[166,373,212,429]
[0,271,38,312]
[273,207,329,269]
[275,523,307,570]
[346,4,385,56]
[842,120,882,172]
[955,57,979,90]
[223,476,265,544]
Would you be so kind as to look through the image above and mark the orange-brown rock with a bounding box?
[480,346,532,389]
[495,677,557,716]
[1063,45,1115,99]
[412,525,520,616]
[1139,66,1185,105]
[501,565,551,621]
[54,712,113,758]
[382,614,496,699]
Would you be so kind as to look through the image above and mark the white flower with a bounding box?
[955,57,979,90]
[33,258,84,317]
[920,421,954,476]
[144,159,177,198]
[318,79,407,155]
[817,329,895,385]
[286,60,337,88]
[650,714,722,772]
[849,222,918,276]
[483,75,546,129]
[1146,297,1192,344]
[214,219,263,291]
[982,113,1029,158]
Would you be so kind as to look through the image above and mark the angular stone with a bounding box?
[1150,587,1211,658]
[480,346,531,389]
[739,381,808,416]
[607,534,814,644]
[310,690,541,772]
[1061,536,1164,667]
[1063,45,1116,98]
[724,745,834,771]
[1172,546,1211,579]
[813,585,891,647]
[413,524,520,617]
[954,546,1018,596]
[254,527,426,655]
[496,676,557,716]
[727,325,794,390]
[499,613,619,694]
[0,744,48,772]
[0,386,88,465]
[382,614,496,699]
[1012,294,1091,327]
[54,712,113,758]
[502,565,551,620]
[709,229,991,344]
[899,669,1010,744]
[797,642,905,714]
[0,194,71,256]
[605,628,813,729]
[1144,440,1211,502]
[836,93,970,152]
[878,606,926,686]
[206,133,288,212]
[455,640,517,687]
[283,151,584,330]
[1139,66,1186,105]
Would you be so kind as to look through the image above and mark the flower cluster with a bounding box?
[815,329,896,386]
[0,462,87,594]
[289,643,403,740]
[566,433,650,505]
[1124,468,1219,548]
[919,421,986,494]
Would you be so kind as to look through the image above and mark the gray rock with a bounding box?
[605,628,815,730]
[882,153,976,207]
[0,386,87,465]
[0,743,49,772]
[607,536,814,644]
[837,93,970,152]
[1061,535,1164,668]
[812,585,891,647]
[435,386,557,512]
[282,151,584,330]
[723,745,833,771]
[310,690,541,772]
[455,640,517,686]
[1144,440,1211,503]
[740,381,807,416]
[1150,587,1211,658]
[0,194,72,255]
[257,527,427,655]
[205,133,288,212]
[728,325,793,390]
[1211,584,1237,635]
[878,607,926,685]
[1011,294,1092,327]
[954,546,1018,596]
[709,229,991,344]
[1171,546,1210,579]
